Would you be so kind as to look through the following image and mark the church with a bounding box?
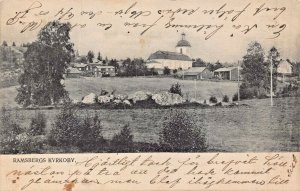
[147,33,193,70]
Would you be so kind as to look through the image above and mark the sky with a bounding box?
[0,0,300,63]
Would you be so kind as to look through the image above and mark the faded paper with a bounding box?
[0,0,300,190]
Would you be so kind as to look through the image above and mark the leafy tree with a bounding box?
[108,59,119,72]
[292,62,300,78]
[160,110,207,152]
[28,112,47,136]
[12,42,16,46]
[87,50,94,63]
[15,21,74,106]
[163,66,171,75]
[169,82,182,96]
[2,41,8,46]
[192,58,206,67]
[241,41,268,98]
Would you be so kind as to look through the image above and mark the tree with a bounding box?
[163,66,171,75]
[266,47,280,92]
[87,50,94,63]
[16,21,74,107]
[169,83,182,96]
[2,41,8,46]
[97,52,102,61]
[192,58,206,67]
[111,124,134,152]
[160,110,207,152]
[241,41,268,98]
[12,42,16,46]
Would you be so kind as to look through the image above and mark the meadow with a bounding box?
[1,77,299,152]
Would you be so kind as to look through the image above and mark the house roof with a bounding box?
[214,67,237,72]
[148,51,192,61]
[73,63,87,68]
[185,67,207,73]
[96,65,114,69]
[66,67,82,74]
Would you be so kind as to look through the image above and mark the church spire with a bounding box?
[181,32,186,40]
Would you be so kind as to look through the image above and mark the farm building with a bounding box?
[65,67,82,78]
[72,63,89,71]
[214,67,240,81]
[277,60,293,82]
[147,33,193,70]
[94,65,115,77]
[179,67,213,80]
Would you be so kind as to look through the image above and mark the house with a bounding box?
[94,65,115,77]
[72,63,89,71]
[178,67,213,80]
[147,33,193,70]
[214,67,240,81]
[65,67,82,78]
[277,60,293,82]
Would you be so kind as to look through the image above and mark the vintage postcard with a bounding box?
[0,0,299,190]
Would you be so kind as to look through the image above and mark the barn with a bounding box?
[179,67,213,80]
[214,67,240,81]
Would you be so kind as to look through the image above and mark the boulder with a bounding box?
[123,100,132,106]
[113,99,122,104]
[152,92,185,106]
[82,93,97,104]
[128,91,152,103]
[98,95,112,103]
[115,94,128,100]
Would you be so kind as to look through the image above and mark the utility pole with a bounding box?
[270,56,273,107]
[237,61,240,102]
[194,79,196,99]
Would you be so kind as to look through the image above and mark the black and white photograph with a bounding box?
[0,0,299,155]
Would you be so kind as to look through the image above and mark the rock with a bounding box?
[82,93,97,104]
[113,99,122,104]
[128,91,152,103]
[98,95,112,103]
[152,92,185,106]
[123,100,132,106]
[115,94,128,100]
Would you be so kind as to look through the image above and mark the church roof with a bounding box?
[148,51,192,61]
[176,39,191,47]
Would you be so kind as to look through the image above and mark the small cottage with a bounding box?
[180,67,213,80]
[214,67,240,81]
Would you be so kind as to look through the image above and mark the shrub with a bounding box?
[232,93,238,101]
[160,110,206,152]
[209,96,218,103]
[111,124,134,152]
[0,106,24,154]
[222,95,229,102]
[163,67,171,75]
[49,104,81,148]
[77,114,107,152]
[169,82,183,96]
[28,112,47,136]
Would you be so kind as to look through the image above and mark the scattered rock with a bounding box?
[123,100,132,106]
[113,99,122,104]
[98,95,111,103]
[82,93,97,104]
[115,94,128,100]
[152,92,185,106]
[128,91,152,103]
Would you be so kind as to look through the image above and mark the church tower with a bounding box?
[176,33,191,57]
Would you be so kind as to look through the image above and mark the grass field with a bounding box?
[0,77,238,107]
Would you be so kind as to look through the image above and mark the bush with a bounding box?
[111,124,134,152]
[160,110,206,152]
[77,114,107,152]
[222,95,229,102]
[0,106,24,154]
[49,104,81,148]
[163,67,171,75]
[209,96,218,103]
[232,93,238,101]
[28,112,46,136]
[169,82,183,96]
